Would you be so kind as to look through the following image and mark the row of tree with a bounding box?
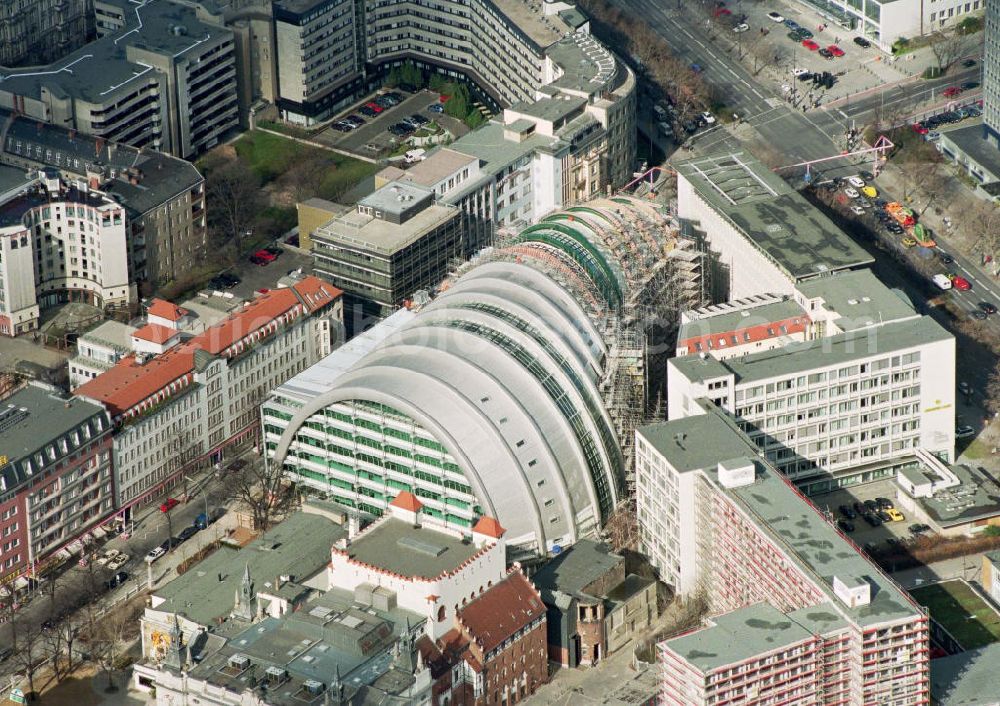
[0,556,143,700]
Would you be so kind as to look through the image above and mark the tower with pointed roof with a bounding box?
[231,563,257,622]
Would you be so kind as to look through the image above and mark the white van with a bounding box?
[404,149,426,164]
[932,273,953,290]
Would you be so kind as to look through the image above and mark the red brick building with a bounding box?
[0,383,114,592]
[433,567,548,706]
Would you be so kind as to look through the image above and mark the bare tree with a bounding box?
[229,457,295,532]
[90,599,143,692]
[985,361,1000,417]
[928,29,974,73]
[206,161,261,250]
[11,619,46,700]
[969,200,1000,257]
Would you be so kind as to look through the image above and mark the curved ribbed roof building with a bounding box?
[265,197,696,554]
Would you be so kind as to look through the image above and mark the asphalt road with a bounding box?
[0,466,232,684]
[619,0,1000,327]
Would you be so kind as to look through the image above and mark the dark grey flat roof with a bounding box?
[0,1,228,104]
[675,152,873,280]
[940,123,1000,182]
[345,518,481,580]
[0,384,109,495]
[930,643,1000,705]
[1,110,203,216]
[532,538,621,596]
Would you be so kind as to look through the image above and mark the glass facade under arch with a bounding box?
[265,399,483,528]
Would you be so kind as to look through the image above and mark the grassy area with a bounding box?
[231,130,379,201]
[960,438,990,460]
[911,580,1000,649]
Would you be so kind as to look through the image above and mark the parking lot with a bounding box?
[314,89,469,159]
[211,240,313,301]
[811,478,926,555]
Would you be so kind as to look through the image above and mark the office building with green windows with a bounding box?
[263,196,698,556]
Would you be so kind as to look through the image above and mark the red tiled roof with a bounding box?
[74,276,341,416]
[75,345,197,416]
[147,299,188,321]
[457,570,545,654]
[390,491,424,512]
[132,323,179,345]
[197,277,342,356]
[472,516,505,539]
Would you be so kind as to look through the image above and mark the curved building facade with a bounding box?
[265,197,692,554]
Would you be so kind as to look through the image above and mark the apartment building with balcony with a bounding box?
[74,276,342,511]
[0,0,239,159]
[0,0,93,67]
[636,406,930,705]
[1,111,208,287]
[0,383,114,589]
[667,270,955,494]
[273,0,366,125]
[0,170,134,336]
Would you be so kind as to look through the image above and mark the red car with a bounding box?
[802,39,820,51]
[827,45,845,57]
[713,6,731,16]
[912,122,929,135]
[942,86,962,97]
[250,249,276,266]
[365,102,384,113]
[952,275,972,291]
[160,498,179,513]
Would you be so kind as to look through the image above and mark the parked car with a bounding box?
[850,205,865,216]
[409,113,430,126]
[839,504,857,519]
[837,519,855,533]
[853,501,866,515]
[876,497,894,510]
[796,71,814,81]
[428,103,444,113]
[937,250,954,264]
[818,47,834,58]
[146,546,166,563]
[951,275,972,291]
[853,37,871,48]
[979,301,998,315]
[933,273,953,290]
[863,499,879,513]
[768,11,785,22]
[847,175,865,188]
[886,508,905,522]
[160,497,179,513]
[783,18,799,29]
[700,111,716,125]
[844,187,860,198]
[359,106,378,117]
[178,526,199,542]
[956,425,976,439]
[365,102,384,113]
[862,512,883,527]
[943,86,963,98]
[960,81,980,91]
[876,509,892,523]
[803,39,820,51]
[827,45,845,57]
[733,22,749,33]
[345,115,365,126]
[909,523,931,535]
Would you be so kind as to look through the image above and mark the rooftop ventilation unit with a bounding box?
[228,654,251,671]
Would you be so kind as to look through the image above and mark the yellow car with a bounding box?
[861,185,878,198]
[901,237,917,248]
[886,508,905,522]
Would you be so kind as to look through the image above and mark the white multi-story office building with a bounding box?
[675,152,873,301]
[0,170,134,336]
[794,0,987,51]
[75,276,342,511]
[636,406,930,705]
[668,270,955,494]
